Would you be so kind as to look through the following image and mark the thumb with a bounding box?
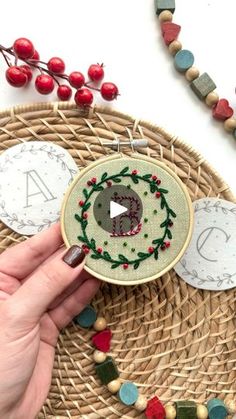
[6,245,86,324]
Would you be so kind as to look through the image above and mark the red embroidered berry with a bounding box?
[101,82,119,101]
[168,220,173,227]
[47,57,65,74]
[35,74,55,94]
[132,169,138,175]
[88,64,104,81]
[57,85,72,101]
[156,192,161,198]
[156,179,161,185]
[83,212,88,219]
[148,246,155,254]
[83,246,90,254]
[165,241,171,248]
[74,88,93,107]
[68,71,85,88]
[91,177,97,184]
[161,244,166,251]
[20,65,33,82]
[152,175,157,181]
[31,50,40,62]
[5,66,28,87]
[87,180,92,186]
[13,37,35,59]
[79,200,84,207]
[106,180,112,187]
[123,263,129,270]
[97,247,103,254]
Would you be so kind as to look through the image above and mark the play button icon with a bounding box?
[93,185,143,235]
[110,201,128,219]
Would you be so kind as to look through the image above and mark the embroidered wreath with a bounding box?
[75,167,176,270]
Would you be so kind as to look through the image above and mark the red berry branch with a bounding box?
[0,37,119,107]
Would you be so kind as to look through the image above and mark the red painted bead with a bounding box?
[92,329,112,352]
[83,212,88,219]
[152,175,158,181]
[79,200,84,207]
[145,396,165,419]
[91,177,97,184]
[161,22,181,45]
[212,99,234,121]
[123,263,129,270]
[156,179,161,185]
[165,241,171,248]
[156,192,161,198]
[97,247,103,254]
[47,57,65,74]
[132,169,138,175]
[13,37,35,59]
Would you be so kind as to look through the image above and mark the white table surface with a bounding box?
[0,0,236,196]
[0,0,235,413]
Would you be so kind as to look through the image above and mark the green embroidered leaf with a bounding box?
[152,238,162,245]
[93,185,104,191]
[143,174,152,180]
[150,183,157,193]
[154,248,159,260]
[167,229,172,239]
[161,197,165,209]
[91,254,101,260]
[103,251,111,260]
[113,177,121,183]
[137,252,147,258]
[158,188,168,194]
[77,236,87,243]
[120,166,129,175]
[160,220,168,228]
[131,175,139,184]
[101,172,108,181]
[83,202,91,212]
[134,261,140,270]
[83,188,89,199]
[118,254,128,262]
[75,214,82,222]
[169,208,177,218]
[82,220,88,229]
[111,262,120,269]
[90,238,96,250]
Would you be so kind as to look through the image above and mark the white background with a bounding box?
[0,0,235,413]
[0,0,235,194]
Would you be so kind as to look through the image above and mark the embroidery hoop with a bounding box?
[61,153,194,286]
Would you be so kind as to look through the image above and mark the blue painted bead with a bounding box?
[74,305,97,328]
[207,398,227,419]
[174,49,194,73]
[118,381,139,406]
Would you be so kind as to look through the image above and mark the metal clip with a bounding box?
[104,138,148,150]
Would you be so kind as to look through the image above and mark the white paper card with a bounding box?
[0,141,78,235]
[174,198,236,291]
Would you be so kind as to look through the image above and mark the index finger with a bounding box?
[0,223,63,280]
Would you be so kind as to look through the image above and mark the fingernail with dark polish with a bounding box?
[63,245,85,268]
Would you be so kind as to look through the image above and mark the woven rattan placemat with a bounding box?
[0,103,235,419]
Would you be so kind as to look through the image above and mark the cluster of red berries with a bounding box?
[1,37,119,107]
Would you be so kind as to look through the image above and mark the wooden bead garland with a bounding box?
[156,2,236,140]
[74,305,235,418]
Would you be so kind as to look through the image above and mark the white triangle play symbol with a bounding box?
[110,201,128,219]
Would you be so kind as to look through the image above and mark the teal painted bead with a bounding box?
[174,50,194,73]
[118,381,139,406]
[155,0,175,15]
[190,72,217,100]
[207,398,227,419]
[74,305,97,328]
[95,356,119,385]
[175,400,197,418]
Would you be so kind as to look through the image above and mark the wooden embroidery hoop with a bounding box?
[61,153,194,286]
[0,103,235,418]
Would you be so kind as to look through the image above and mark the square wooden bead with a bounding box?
[190,73,216,100]
[95,356,119,385]
[175,400,197,419]
[155,0,175,15]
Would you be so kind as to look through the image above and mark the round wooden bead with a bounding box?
[94,317,107,331]
[107,379,121,394]
[196,404,208,419]
[224,397,236,415]
[74,305,97,328]
[134,395,147,411]
[185,67,200,82]
[93,349,107,364]
[174,50,195,72]
[165,404,177,418]
[159,10,173,22]
[224,117,236,133]
[118,381,139,406]
[205,91,219,107]
[168,40,182,56]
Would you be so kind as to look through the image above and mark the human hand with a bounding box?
[0,223,100,419]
